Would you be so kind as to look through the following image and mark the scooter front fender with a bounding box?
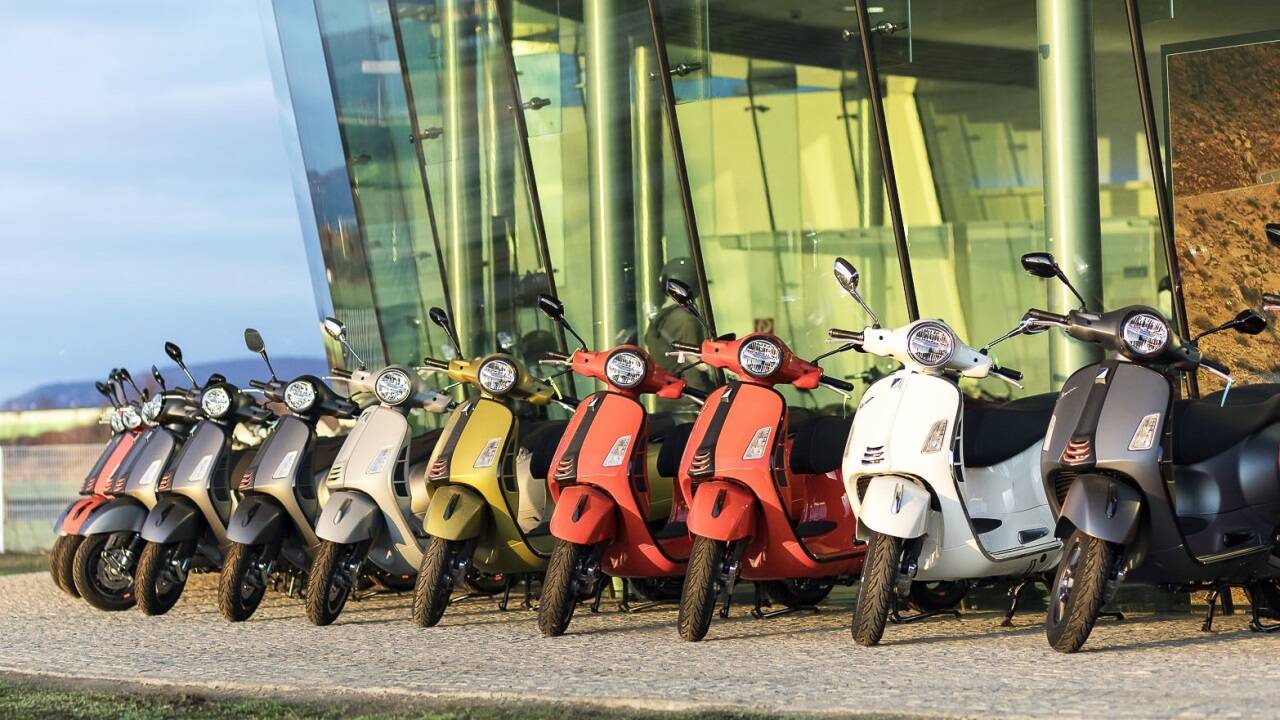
[316,491,382,544]
[423,485,488,541]
[1056,474,1142,546]
[141,495,203,544]
[78,498,148,537]
[224,494,286,546]
[686,480,756,542]
[856,475,931,541]
[549,485,617,546]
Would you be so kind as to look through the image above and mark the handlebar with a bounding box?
[682,386,708,401]
[819,376,855,393]
[1025,308,1068,325]
[1200,357,1231,376]
[331,367,353,379]
[827,328,865,344]
[670,341,700,354]
[421,357,449,371]
[990,366,1023,385]
[542,351,570,363]
[249,379,269,391]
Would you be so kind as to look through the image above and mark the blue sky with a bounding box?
[0,1,322,401]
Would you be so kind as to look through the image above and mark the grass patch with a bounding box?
[0,553,44,576]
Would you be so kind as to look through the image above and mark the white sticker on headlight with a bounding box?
[474,438,502,468]
[272,450,299,480]
[190,454,215,483]
[742,426,772,460]
[602,435,632,467]
[1128,412,1161,451]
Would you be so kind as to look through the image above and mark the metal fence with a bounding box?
[0,444,100,553]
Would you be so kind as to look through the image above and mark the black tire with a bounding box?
[851,531,901,647]
[764,579,834,608]
[305,540,354,626]
[135,541,188,616]
[50,535,82,597]
[1045,529,1115,653]
[909,580,968,612]
[678,536,725,642]
[218,542,267,622]
[72,533,136,611]
[412,537,462,628]
[538,539,587,637]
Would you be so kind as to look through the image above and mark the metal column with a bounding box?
[482,6,516,339]
[1037,0,1104,382]
[634,44,665,326]
[443,0,484,355]
[585,0,636,349]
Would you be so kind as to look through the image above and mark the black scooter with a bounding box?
[1015,251,1280,653]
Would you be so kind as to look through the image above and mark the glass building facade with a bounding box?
[260,0,1280,418]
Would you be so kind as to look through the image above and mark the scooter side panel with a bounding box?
[79,433,124,494]
[92,430,140,495]
[164,421,233,543]
[961,444,1058,556]
[118,427,175,510]
[236,416,318,548]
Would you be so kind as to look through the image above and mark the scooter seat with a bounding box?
[407,428,443,465]
[656,423,696,478]
[789,415,853,475]
[1201,382,1280,406]
[962,393,1057,468]
[1172,393,1280,465]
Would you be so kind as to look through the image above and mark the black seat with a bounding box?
[656,422,696,478]
[310,434,347,473]
[789,415,853,475]
[962,393,1057,468]
[1172,394,1280,465]
[1201,383,1280,406]
[520,421,569,479]
[407,428,443,465]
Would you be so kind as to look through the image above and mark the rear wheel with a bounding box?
[1045,529,1115,653]
[50,535,82,597]
[764,579,834,608]
[218,542,268,622]
[412,537,463,628]
[135,541,189,616]
[72,533,136,611]
[909,580,968,612]
[678,536,726,642]
[851,531,901,646]
[539,540,595,637]
[305,541,355,626]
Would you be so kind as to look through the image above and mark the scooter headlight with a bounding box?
[374,368,413,406]
[906,322,955,368]
[1121,312,1169,357]
[121,405,142,429]
[109,411,124,433]
[284,380,317,412]
[141,393,163,422]
[201,386,232,419]
[605,351,647,389]
[738,338,783,378]
[478,359,518,395]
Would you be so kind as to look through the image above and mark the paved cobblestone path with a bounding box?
[2,572,1278,718]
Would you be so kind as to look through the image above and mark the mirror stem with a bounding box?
[260,351,278,381]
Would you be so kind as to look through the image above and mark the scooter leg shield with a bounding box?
[1055,474,1142,545]
[224,495,286,546]
[141,496,203,544]
[856,476,931,540]
[686,480,756,542]
[549,485,617,546]
[423,485,488,541]
[78,499,149,537]
[315,491,382,544]
[60,496,110,536]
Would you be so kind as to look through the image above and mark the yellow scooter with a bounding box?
[411,308,573,626]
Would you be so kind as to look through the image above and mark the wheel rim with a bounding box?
[326,547,353,613]
[239,547,264,602]
[1050,538,1082,627]
[94,537,133,594]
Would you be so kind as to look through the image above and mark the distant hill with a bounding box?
[1,357,329,411]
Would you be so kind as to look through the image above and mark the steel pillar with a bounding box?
[443,0,484,355]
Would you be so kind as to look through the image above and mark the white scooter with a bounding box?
[828,258,1062,647]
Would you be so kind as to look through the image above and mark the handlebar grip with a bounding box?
[249,379,269,390]
[682,386,709,401]
[671,341,700,353]
[331,367,353,379]
[820,376,855,392]
[421,357,449,371]
[827,328,864,343]
[1026,308,1068,324]
[1201,357,1230,375]
[543,351,570,362]
[991,366,1023,382]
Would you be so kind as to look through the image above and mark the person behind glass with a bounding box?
[644,257,711,392]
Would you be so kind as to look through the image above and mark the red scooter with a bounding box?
[660,279,863,641]
[532,294,707,636]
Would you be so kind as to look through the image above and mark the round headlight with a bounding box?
[109,411,124,433]
[906,322,955,368]
[1121,312,1169,357]
[284,380,317,412]
[605,351,647,389]
[478,359,518,395]
[122,405,142,429]
[374,369,413,405]
[201,386,232,419]
[738,338,783,378]
[141,393,163,422]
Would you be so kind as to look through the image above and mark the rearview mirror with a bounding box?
[1231,309,1268,335]
[322,317,345,340]
[1021,252,1060,279]
[536,294,564,321]
[428,306,464,358]
[833,257,859,294]
[164,342,183,364]
[1266,223,1280,248]
[151,365,166,391]
[244,328,265,354]
[95,381,111,399]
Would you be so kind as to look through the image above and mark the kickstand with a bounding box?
[1000,578,1037,627]
[1201,586,1226,632]
[521,575,534,610]
[1248,584,1280,633]
[618,579,671,614]
[750,582,818,620]
[498,575,514,612]
[589,577,607,614]
[717,580,735,619]
[888,595,960,625]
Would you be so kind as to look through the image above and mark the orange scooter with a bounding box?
[661,279,864,641]
[532,294,707,636]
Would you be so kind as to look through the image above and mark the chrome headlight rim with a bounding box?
[1120,311,1170,358]
[373,368,413,406]
[478,358,518,395]
[604,350,648,389]
[109,411,124,433]
[906,321,956,368]
[141,393,163,422]
[121,406,142,430]
[284,379,318,413]
[737,337,784,379]
[201,386,232,419]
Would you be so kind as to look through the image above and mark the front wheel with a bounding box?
[305,540,356,626]
[72,533,136,611]
[218,542,268,622]
[135,541,189,616]
[678,536,726,642]
[1045,529,1115,653]
[49,535,83,597]
[851,531,901,646]
[538,539,589,637]
[412,537,465,628]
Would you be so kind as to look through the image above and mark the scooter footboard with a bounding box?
[316,491,382,544]
[549,485,617,546]
[687,480,756,542]
[423,485,488,541]
[856,475,931,541]
[225,495,286,546]
[141,496,203,544]
[1056,474,1142,545]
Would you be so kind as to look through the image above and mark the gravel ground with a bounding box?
[1,571,1278,719]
